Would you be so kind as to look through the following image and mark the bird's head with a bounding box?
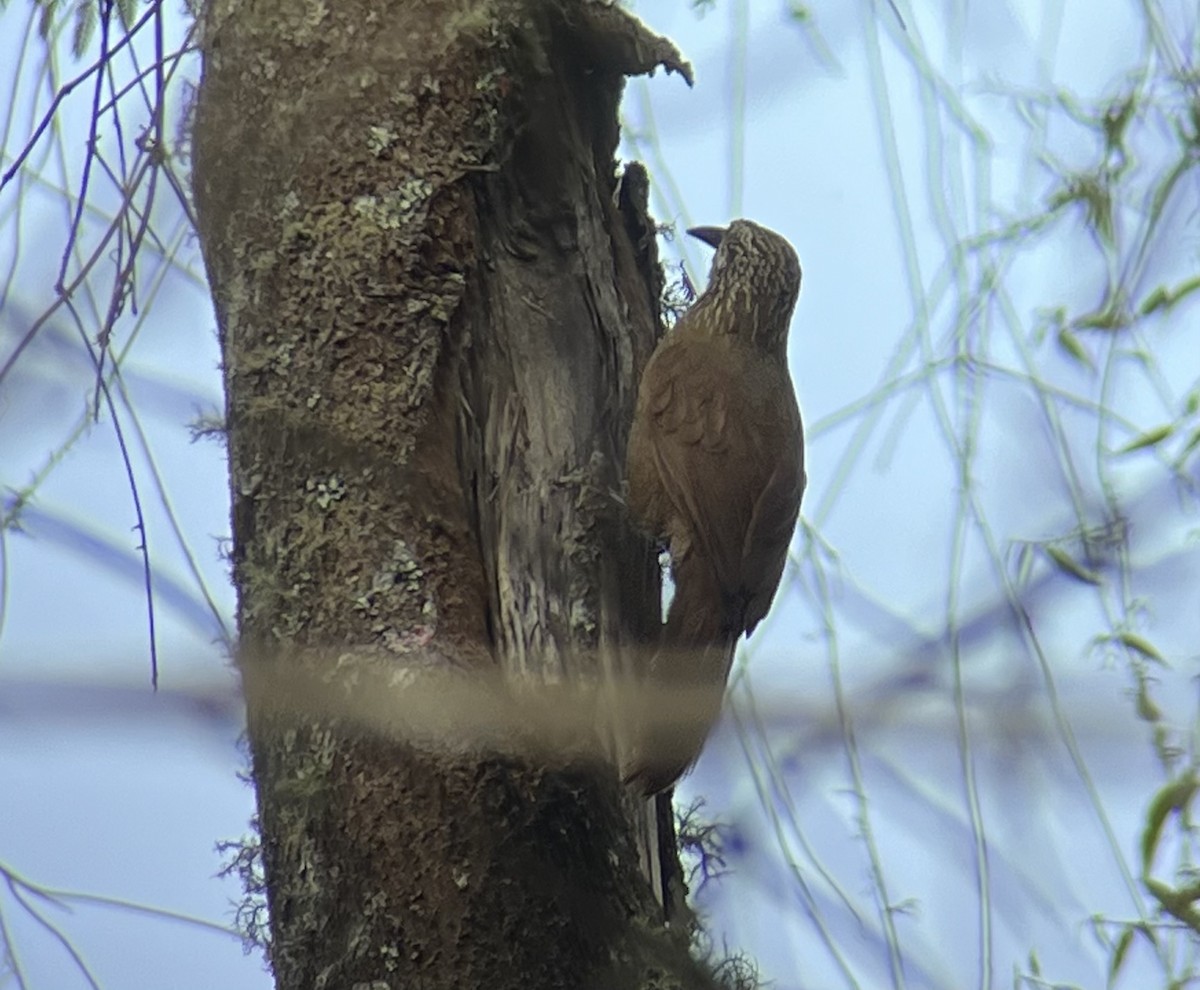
[687,219,802,353]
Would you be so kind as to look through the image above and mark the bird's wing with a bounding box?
[641,335,775,616]
[741,429,804,635]
[641,332,806,635]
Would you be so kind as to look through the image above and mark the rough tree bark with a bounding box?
[191,2,709,987]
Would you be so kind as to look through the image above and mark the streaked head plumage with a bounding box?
[686,219,801,350]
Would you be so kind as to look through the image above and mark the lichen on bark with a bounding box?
[192,2,706,987]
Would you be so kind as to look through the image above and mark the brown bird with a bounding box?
[624,219,805,795]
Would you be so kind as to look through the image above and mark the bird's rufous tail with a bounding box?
[623,556,738,795]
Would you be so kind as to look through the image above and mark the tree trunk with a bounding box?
[191,2,702,987]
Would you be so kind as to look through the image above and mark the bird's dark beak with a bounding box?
[687,225,725,249]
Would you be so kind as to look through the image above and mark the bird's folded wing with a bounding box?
[740,440,804,635]
[643,336,764,606]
